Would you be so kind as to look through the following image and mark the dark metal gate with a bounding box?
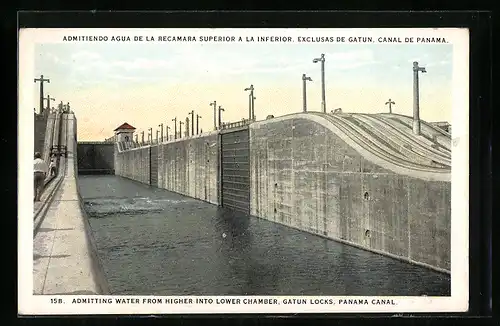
[221,128,250,213]
[150,145,159,187]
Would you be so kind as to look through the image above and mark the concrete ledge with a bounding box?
[33,179,102,295]
[76,180,111,295]
[33,112,108,295]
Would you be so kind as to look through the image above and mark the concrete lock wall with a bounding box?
[77,143,115,174]
[113,114,450,272]
[115,133,219,204]
[249,115,451,272]
[114,146,150,184]
[158,133,219,204]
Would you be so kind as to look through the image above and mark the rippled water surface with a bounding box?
[78,175,450,296]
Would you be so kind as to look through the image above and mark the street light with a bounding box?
[172,117,177,140]
[166,125,171,141]
[196,114,202,134]
[412,61,427,135]
[159,123,164,143]
[313,53,326,113]
[189,110,195,136]
[148,128,152,144]
[244,85,255,120]
[385,99,395,114]
[302,74,313,112]
[218,106,225,129]
[210,101,217,130]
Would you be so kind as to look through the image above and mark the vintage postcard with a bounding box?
[19,27,469,315]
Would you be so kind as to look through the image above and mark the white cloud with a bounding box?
[110,58,176,71]
[44,52,65,65]
[322,49,379,70]
[70,51,101,62]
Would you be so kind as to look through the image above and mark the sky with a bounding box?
[32,37,453,141]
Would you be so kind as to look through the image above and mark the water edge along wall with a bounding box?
[114,112,451,273]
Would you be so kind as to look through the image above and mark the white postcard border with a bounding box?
[18,27,470,315]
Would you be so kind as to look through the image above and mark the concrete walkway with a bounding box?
[33,175,103,295]
[33,113,106,295]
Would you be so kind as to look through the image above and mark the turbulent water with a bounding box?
[78,175,451,296]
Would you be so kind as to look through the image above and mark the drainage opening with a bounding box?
[365,230,371,237]
[363,192,370,200]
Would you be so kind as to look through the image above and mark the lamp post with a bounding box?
[313,53,326,113]
[148,128,152,144]
[385,99,395,114]
[196,114,202,134]
[34,74,50,115]
[141,131,145,145]
[189,110,195,136]
[159,123,164,142]
[302,73,313,112]
[179,120,184,138]
[210,101,217,130]
[156,129,159,144]
[244,84,254,120]
[185,116,190,137]
[45,95,55,115]
[412,61,427,135]
[218,106,225,129]
[166,126,171,141]
[172,117,177,140]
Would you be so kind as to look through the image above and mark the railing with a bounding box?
[77,141,115,145]
[220,118,255,130]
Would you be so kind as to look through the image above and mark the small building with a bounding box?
[113,122,136,142]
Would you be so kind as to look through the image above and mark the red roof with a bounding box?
[114,122,136,131]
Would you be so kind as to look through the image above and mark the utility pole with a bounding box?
[196,114,202,135]
[210,101,217,130]
[313,54,326,112]
[302,74,313,112]
[385,98,395,114]
[244,85,254,120]
[34,74,50,115]
[189,110,195,136]
[166,126,171,141]
[252,96,256,120]
[218,106,225,130]
[413,61,427,135]
[159,123,164,142]
[185,116,190,137]
[179,120,184,138]
[172,117,177,140]
[45,95,55,115]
